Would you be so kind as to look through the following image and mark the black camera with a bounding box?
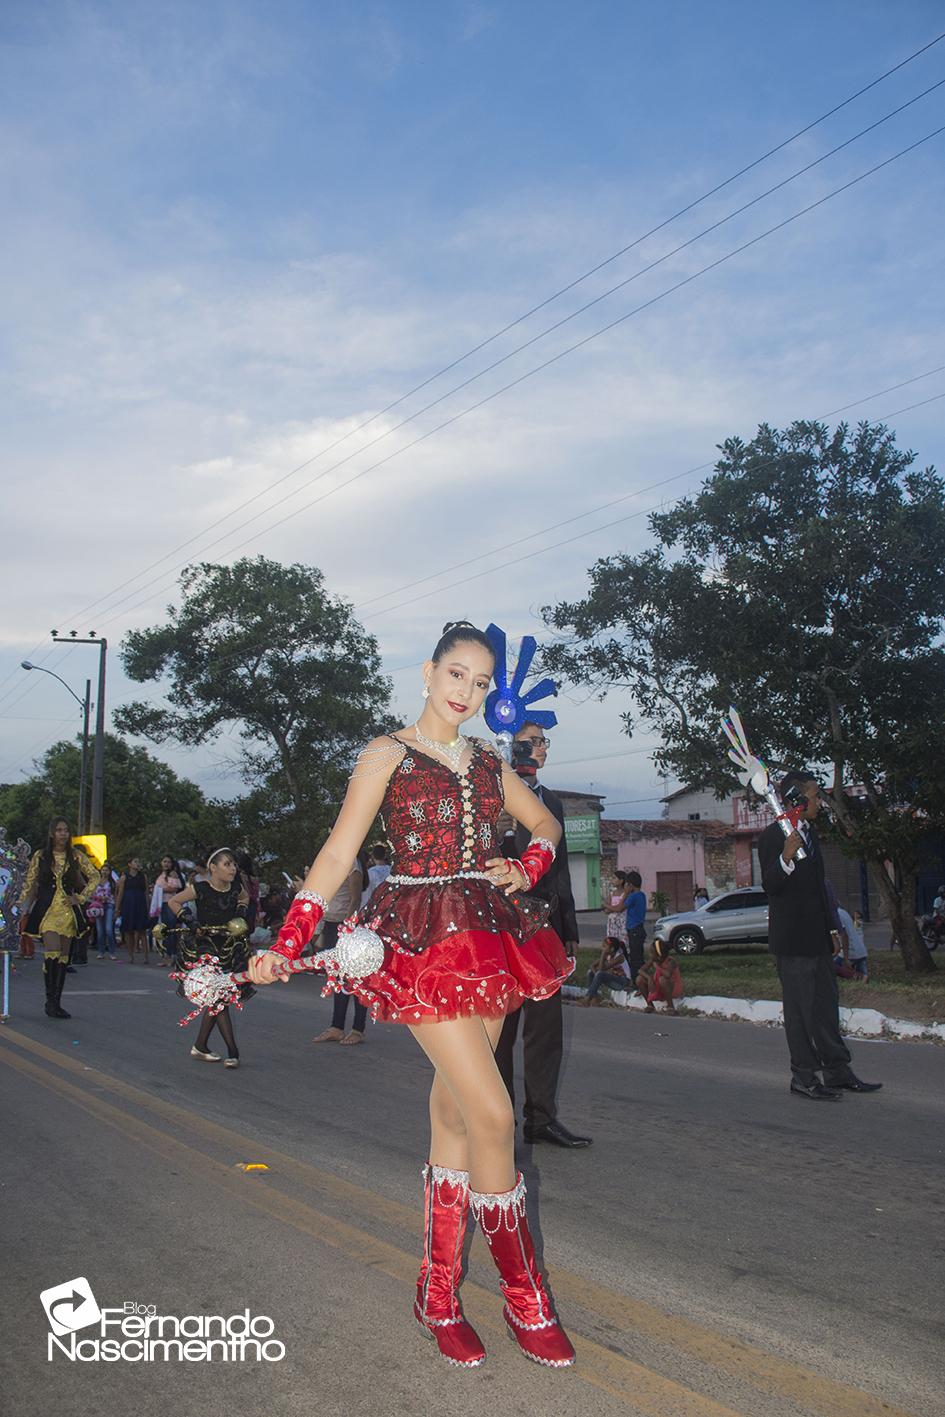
[782,782,810,812]
[511,740,539,773]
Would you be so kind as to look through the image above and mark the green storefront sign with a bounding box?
[564,815,600,853]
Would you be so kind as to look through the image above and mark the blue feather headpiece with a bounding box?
[483,622,558,737]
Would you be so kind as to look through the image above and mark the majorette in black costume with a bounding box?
[166,848,250,1067]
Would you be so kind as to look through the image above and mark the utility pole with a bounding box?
[79,679,92,834]
[51,632,107,833]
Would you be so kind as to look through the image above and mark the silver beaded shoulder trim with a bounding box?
[349,738,408,780]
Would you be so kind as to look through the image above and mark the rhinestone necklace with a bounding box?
[414,721,467,773]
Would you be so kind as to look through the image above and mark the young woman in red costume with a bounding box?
[250,621,576,1370]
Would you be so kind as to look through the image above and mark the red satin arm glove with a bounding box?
[270,891,327,962]
[510,837,557,891]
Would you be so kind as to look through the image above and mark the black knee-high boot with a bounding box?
[45,960,71,1019]
[43,959,57,1017]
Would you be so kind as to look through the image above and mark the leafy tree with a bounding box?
[0,733,228,865]
[544,420,945,972]
[115,557,394,866]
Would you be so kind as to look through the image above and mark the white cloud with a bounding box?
[1,15,942,809]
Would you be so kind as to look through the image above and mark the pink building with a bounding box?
[605,819,736,914]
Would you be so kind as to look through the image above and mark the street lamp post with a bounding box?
[51,632,107,834]
[20,662,92,832]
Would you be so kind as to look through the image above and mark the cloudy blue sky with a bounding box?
[1,0,943,818]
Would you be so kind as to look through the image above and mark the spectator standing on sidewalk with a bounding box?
[623,870,648,985]
[153,855,184,964]
[116,858,151,965]
[312,855,369,1046]
[364,843,391,905]
[235,852,260,932]
[604,871,630,950]
[90,872,117,959]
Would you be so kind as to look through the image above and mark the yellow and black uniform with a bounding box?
[20,849,100,957]
[19,847,100,1020]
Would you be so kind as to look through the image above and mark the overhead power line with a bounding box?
[78,120,945,648]
[354,360,945,618]
[4,379,940,780]
[0,41,941,723]
[73,367,943,697]
[18,31,942,650]
[358,386,945,623]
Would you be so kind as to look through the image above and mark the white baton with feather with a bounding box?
[721,707,807,861]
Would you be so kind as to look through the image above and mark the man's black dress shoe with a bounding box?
[827,1074,883,1093]
[523,1120,593,1147]
[790,1079,843,1101]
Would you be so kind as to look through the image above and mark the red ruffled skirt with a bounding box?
[321,876,575,1024]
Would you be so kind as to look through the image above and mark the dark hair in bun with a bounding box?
[432,620,496,665]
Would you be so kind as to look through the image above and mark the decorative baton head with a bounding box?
[172,954,242,1025]
[329,925,385,979]
[721,705,769,796]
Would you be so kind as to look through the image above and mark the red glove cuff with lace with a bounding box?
[511,837,557,891]
[270,891,327,962]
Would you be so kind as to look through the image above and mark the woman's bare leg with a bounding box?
[409,1015,515,1194]
[423,1013,506,1171]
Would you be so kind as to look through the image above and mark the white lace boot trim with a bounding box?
[468,1172,527,1236]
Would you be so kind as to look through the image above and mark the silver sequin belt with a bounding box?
[385,870,494,886]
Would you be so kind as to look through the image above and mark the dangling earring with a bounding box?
[422,685,430,700]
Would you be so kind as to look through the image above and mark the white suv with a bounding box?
[652,888,769,955]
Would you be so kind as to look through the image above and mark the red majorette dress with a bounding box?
[326,738,574,1025]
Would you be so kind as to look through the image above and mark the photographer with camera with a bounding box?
[760,770,881,1101]
[494,723,592,1148]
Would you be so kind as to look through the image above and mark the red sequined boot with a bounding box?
[414,1163,486,1368]
[469,1172,575,1368]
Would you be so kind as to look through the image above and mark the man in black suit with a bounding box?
[759,770,881,1101]
[495,722,592,1148]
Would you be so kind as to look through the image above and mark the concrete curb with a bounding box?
[561,984,945,1043]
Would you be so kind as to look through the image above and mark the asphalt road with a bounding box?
[1,954,943,1417]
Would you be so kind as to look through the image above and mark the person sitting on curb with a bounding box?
[837,903,869,981]
[635,939,683,1015]
[582,937,633,1006]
